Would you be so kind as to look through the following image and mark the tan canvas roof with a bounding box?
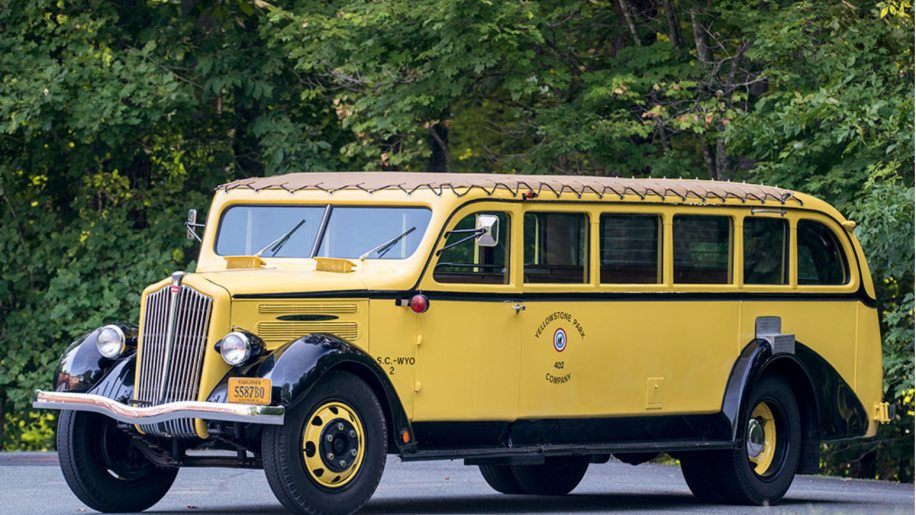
[219,172,801,205]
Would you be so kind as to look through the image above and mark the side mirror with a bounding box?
[475,214,499,247]
[186,209,204,242]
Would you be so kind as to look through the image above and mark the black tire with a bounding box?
[56,410,178,513]
[262,371,387,515]
[511,456,589,495]
[719,375,801,505]
[680,376,801,505]
[679,451,728,503]
[479,464,525,494]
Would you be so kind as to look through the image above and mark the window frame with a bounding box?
[598,212,664,285]
[793,216,853,289]
[423,202,521,293]
[432,210,513,286]
[522,208,592,287]
[213,202,434,260]
[671,213,735,287]
[740,214,791,289]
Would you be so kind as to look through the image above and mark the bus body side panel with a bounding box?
[517,299,738,418]
[367,298,418,421]
[856,304,883,438]
[739,301,857,393]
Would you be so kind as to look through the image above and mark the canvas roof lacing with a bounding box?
[217,173,801,205]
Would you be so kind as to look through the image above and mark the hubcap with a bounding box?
[746,402,777,476]
[746,418,765,458]
[302,402,365,488]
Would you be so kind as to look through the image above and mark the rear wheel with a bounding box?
[511,456,589,495]
[679,451,727,503]
[262,371,387,515]
[680,376,801,505]
[479,464,525,494]
[721,375,801,504]
[57,410,177,513]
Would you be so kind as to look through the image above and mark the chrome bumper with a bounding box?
[32,390,285,426]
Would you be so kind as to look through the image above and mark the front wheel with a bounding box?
[56,410,178,513]
[262,371,387,515]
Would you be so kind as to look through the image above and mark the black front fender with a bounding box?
[208,334,414,451]
[53,325,137,394]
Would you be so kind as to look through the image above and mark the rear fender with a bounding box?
[723,340,867,441]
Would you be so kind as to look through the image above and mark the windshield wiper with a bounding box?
[359,226,416,261]
[255,219,306,257]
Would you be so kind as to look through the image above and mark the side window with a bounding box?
[673,215,732,284]
[743,217,789,285]
[797,220,849,285]
[600,214,662,284]
[524,212,589,284]
[433,212,510,285]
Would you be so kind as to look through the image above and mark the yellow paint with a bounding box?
[301,401,365,488]
[224,255,266,269]
[873,402,891,423]
[857,304,884,437]
[646,378,664,410]
[232,298,368,349]
[749,402,777,475]
[314,257,356,273]
[127,180,883,442]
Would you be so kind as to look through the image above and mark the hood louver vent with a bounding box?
[256,303,360,344]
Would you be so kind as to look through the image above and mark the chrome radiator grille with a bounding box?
[136,283,213,437]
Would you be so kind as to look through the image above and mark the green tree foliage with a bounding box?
[0,0,911,481]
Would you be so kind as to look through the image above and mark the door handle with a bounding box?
[511,303,526,313]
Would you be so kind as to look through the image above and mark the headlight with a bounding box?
[220,332,252,366]
[96,325,126,359]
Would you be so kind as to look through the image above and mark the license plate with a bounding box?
[227,378,271,405]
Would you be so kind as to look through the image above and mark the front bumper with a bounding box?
[33,390,285,426]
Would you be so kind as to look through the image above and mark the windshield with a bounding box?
[215,205,432,260]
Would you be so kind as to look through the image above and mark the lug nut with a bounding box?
[327,453,335,460]
[326,434,333,442]
[337,423,345,431]
[339,459,346,467]
[348,430,356,438]
[350,449,357,456]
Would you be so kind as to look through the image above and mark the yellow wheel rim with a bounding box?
[746,402,777,476]
[301,401,365,488]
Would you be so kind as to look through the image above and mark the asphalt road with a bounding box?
[0,453,912,514]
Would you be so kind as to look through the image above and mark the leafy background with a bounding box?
[0,0,912,481]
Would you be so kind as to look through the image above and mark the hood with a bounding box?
[194,268,370,297]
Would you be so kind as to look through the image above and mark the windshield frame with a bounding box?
[213,203,434,260]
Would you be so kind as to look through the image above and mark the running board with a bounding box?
[399,439,735,462]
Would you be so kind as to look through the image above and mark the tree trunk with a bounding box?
[689,8,712,64]
[427,122,451,173]
[661,0,684,48]
[715,138,728,180]
[656,119,670,153]
[701,138,717,180]
[616,0,642,47]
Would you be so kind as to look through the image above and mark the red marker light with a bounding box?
[409,294,429,313]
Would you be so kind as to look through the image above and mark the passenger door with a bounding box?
[413,203,522,422]
[516,208,599,418]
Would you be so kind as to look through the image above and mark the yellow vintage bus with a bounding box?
[35,172,890,513]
